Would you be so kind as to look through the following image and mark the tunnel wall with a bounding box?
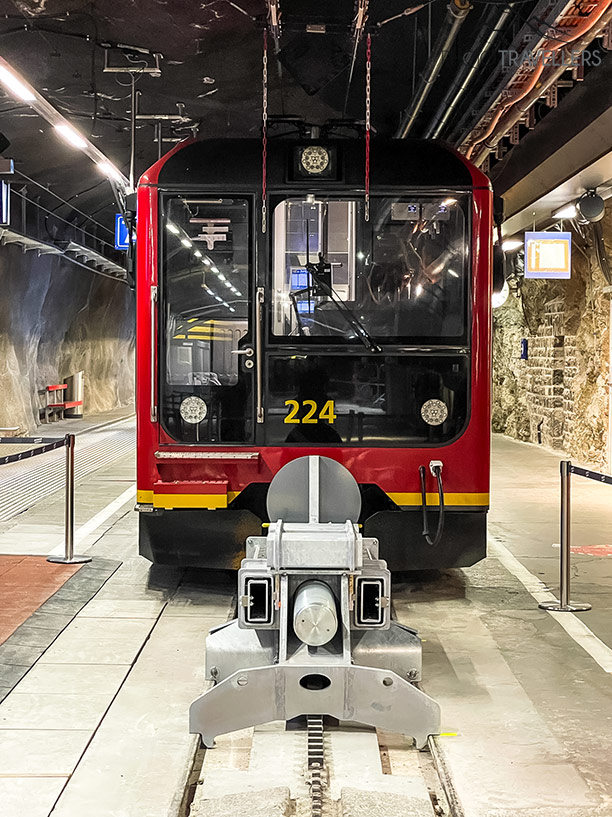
[0,244,135,433]
[493,213,611,468]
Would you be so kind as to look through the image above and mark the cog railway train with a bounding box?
[135,135,494,571]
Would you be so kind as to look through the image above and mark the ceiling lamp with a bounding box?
[0,65,35,102]
[576,191,605,223]
[54,124,88,150]
[552,203,577,220]
[0,56,129,191]
[97,161,124,183]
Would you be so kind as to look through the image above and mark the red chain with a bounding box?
[365,33,371,222]
[262,29,268,233]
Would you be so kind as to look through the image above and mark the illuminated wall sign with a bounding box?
[524,231,571,279]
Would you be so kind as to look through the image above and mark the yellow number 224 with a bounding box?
[284,400,337,424]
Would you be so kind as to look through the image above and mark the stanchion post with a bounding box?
[539,460,590,613]
[47,434,92,565]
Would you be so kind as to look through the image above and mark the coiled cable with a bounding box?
[419,462,445,547]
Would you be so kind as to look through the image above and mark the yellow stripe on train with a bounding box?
[387,492,489,507]
[137,489,488,510]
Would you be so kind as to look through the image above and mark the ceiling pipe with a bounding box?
[470,1,612,165]
[449,0,579,147]
[423,4,512,140]
[396,0,471,139]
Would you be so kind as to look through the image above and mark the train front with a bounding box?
[135,137,492,570]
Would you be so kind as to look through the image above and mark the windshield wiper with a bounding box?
[306,256,382,353]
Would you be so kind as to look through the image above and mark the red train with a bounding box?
[135,136,493,571]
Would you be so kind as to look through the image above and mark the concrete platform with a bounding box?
[0,430,610,816]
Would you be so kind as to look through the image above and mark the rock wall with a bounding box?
[0,244,135,433]
[493,214,611,468]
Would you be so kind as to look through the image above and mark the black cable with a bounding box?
[419,464,445,547]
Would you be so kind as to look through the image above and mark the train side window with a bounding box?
[160,196,253,443]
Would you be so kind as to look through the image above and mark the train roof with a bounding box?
[140,137,490,191]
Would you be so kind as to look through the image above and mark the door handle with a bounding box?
[255,287,264,423]
[231,347,254,357]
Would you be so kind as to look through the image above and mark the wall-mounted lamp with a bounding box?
[577,191,605,223]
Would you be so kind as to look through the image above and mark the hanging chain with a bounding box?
[365,32,372,222]
[262,29,268,234]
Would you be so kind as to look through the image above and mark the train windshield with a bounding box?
[271,196,469,346]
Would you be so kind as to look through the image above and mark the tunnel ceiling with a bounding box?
[0,0,610,228]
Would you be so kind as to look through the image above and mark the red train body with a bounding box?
[135,137,492,570]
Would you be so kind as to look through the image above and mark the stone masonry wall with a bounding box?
[493,212,611,468]
[0,243,135,433]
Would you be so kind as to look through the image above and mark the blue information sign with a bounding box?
[114,214,134,251]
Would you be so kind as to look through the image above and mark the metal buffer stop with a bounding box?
[189,455,440,749]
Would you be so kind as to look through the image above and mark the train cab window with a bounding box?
[160,197,252,443]
[271,196,469,346]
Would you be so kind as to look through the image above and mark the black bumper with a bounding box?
[139,506,486,571]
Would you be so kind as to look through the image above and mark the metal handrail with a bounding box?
[538,460,609,613]
[0,434,91,565]
[9,187,119,258]
[15,170,114,237]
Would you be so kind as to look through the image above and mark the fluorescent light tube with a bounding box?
[0,66,35,101]
[54,124,88,150]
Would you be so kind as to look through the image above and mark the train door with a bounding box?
[159,195,255,444]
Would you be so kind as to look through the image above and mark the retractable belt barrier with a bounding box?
[0,436,66,465]
[0,433,91,566]
[538,460,611,614]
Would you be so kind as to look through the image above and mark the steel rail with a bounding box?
[428,734,466,817]
[307,714,325,817]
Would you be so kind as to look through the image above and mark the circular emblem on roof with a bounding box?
[180,396,208,424]
[421,399,448,426]
[300,146,330,175]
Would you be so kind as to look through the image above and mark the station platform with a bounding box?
[0,429,610,817]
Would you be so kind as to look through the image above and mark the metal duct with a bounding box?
[423,4,512,140]
[396,0,471,139]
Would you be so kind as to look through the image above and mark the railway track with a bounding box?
[181,583,461,817]
[186,700,460,817]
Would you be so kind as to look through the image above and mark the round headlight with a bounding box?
[300,145,330,175]
[180,396,208,424]
[421,399,449,427]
